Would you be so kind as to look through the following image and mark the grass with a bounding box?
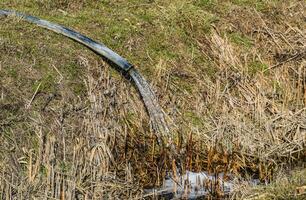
[248,60,269,75]
[234,168,306,199]
[0,0,305,199]
[229,32,253,49]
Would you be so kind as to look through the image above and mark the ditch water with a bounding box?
[2,10,263,200]
[144,171,233,199]
[144,171,260,199]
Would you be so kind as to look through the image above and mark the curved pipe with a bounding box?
[0,9,133,71]
[0,9,170,143]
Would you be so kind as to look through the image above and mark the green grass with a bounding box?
[248,60,269,75]
[232,0,274,11]
[229,32,253,49]
[244,168,306,200]
[194,0,216,9]
[185,111,203,127]
[0,0,305,199]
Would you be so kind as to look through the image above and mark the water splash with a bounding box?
[144,171,233,199]
[144,171,261,199]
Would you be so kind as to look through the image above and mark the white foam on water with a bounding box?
[145,171,233,199]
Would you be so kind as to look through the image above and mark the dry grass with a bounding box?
[0,0,305,199]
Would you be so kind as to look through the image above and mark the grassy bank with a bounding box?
[0,0,305,199]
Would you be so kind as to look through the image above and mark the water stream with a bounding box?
[128,68,170,142]
[1,10,262,200]
[0,9,171,143]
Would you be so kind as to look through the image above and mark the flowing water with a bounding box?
[129,68,171,143]
[2,10,263,200]
[0,10,171,143]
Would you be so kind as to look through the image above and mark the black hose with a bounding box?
[1,10,185,181]
[0,9,133,71]
[0,9,171,143]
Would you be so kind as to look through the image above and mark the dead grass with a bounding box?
[232,167,306,200]
[0,0,305,199]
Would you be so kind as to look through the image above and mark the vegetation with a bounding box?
[0,0,305,199]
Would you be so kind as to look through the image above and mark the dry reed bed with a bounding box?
[0,1,305,199]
